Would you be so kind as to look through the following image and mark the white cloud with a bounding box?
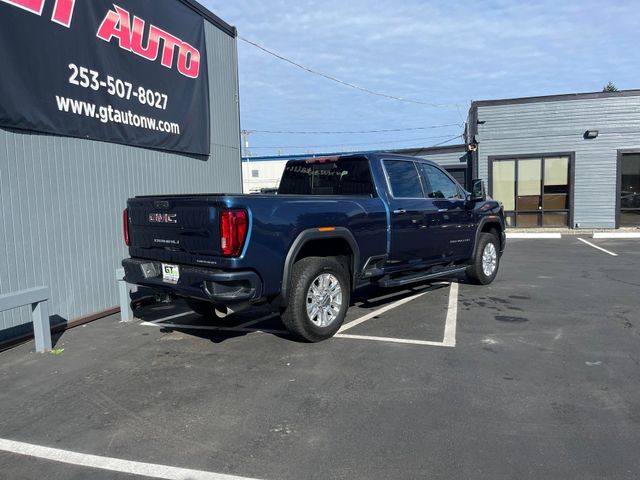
[200,0,639,155]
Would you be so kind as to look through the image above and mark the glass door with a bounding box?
[620,153,640,226]
[491,155,571,228]
[516,158,542,227]
[543,157,570,227]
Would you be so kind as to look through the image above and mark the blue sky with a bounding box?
[199,0,639,157]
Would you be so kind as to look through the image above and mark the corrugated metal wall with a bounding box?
[0,21,242,339]
[475,95,640,228]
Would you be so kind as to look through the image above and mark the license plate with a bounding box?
[161,263,180,284]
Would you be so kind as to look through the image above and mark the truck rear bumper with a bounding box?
[122,258,263,304]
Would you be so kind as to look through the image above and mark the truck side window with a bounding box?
[384,160,424,198]
[421,164,460,199]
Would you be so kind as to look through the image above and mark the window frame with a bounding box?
[617,149,640,228]
[488,152,575,228]
[382,158,426,200]
[419,162,464,200]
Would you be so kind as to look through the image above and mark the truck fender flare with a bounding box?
[472,217,505,259]
[280,227,360,305]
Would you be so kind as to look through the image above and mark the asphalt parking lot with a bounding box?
[0,236,639,480]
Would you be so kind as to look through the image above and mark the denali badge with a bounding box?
[149,213,177,224]
[153,238,180,245]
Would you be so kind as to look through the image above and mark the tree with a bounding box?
[603,81,619,92]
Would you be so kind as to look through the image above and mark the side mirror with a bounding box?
[470,179,486,202]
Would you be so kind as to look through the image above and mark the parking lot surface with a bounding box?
[0,237,639,479]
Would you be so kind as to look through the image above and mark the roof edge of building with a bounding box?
[471,89,640,108]
[179,0,237,37]
[389,144,467,155]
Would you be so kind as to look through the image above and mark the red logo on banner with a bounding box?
[97,5,201,79]
[1,0,200,79]
[0,0,75,27]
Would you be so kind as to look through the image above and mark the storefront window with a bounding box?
[492,160,515,211]
[491,155,571,228]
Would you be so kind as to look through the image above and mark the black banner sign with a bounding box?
[0,0,210,155]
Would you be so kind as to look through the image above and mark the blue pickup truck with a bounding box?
[122,153,505,341]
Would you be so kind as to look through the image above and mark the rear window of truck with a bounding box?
[278,158,375,196]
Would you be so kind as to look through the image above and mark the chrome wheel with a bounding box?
[482,242,498,277]
[306,273,343,327]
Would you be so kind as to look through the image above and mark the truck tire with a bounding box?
[281,256,350,342]
[466,232,501,285]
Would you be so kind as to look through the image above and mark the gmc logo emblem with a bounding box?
[149,213,177,224]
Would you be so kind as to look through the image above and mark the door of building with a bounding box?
[619,153,640,227]
[491,155,572,228]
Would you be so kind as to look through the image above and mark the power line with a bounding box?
[413,134,465,148]
[246,123,463,135]
[239,36,465,109]
[249,133,463,150]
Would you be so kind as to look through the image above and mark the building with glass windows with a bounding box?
[243,89,639,230]
[466,90,640,229]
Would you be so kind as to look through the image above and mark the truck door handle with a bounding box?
[393,209,407,215]
[437,208,448,213]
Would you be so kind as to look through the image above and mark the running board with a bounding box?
[377,266,467,288]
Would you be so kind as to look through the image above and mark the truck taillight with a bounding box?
[123,208,130,246]
[220,209,248,257]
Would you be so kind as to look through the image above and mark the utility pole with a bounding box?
[241,130,252,158]
[241,130,252,194]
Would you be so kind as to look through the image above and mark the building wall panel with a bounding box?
[476,96,640,228]
[0,21,241,338]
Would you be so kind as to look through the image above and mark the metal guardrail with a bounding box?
[0,287,51,353]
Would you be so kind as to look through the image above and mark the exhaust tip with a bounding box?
[213,302,251,319]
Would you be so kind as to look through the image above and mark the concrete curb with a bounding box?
[506,233,562,239]
[592,232,640,239]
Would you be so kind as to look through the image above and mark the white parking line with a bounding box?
[145,312,277,327]
[334,334,452,347]
[338,287,441,334]
[442,281,458,347]
[147,311,195,324]
[335,282,458,348]
[141,321,288,336]
[0,438,261,480]
[141,284,458,348]
[578,238,618,256]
